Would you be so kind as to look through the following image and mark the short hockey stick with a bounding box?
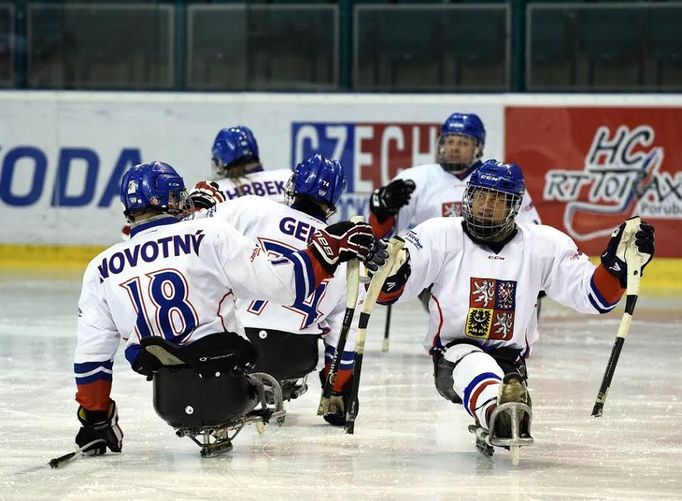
[317,216,364,416]
[381,215,399,353]
[592,216,644,418]
[381,304,393,352]
[345,236,405,434]
[48,439,106,468]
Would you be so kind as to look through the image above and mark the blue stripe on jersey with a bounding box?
[287,250,314,303]
[324,347,355,363]
[129,216,177,238]
[588,276,618,313]
[73,360,113,384]
[463,372,501,414]
[74,360,113,373]
[588,293,615,314]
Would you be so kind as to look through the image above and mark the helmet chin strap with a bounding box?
[464,220,518,248]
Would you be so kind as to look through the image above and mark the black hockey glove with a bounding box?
[131,349,163,378]
[381,249,411,294]
[364,238,389,273]
[309,221,375,274]
[75,400,123,455]
[370,179,416,222]
[189,180,226,210]
[601,220,655,288]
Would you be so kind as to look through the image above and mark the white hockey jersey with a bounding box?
[212,168,291,202]
[394,218,623,357]
[389,163,541,236]
[205,196,362,355]
[74,214,322,410]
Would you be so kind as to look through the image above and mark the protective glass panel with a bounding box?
[188,5,338,91]
[527,4,682,91]
[355,5,510,91]
[28,4,173,89]
[0,3,12,86]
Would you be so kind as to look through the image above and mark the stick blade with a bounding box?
[591,403,604,418]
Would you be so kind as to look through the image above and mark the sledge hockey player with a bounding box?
[368,111,543,315]
[373,160,655,463]
[192,124,292,207]
[368,112,541,238]
[121,125,288,239]
[72,161,380,457]
[196,154,366,426]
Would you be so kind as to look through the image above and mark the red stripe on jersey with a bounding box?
[429,292,445,354]
[593,264,626,303]
[369,212,396,240]
[76,380,112,411]
[303,248,333,286]
[468,380,498,416]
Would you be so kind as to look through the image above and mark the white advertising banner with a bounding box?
[0,92,504,245]
[3,92,679,247]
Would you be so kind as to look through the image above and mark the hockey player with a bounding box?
[369,112,543,316]
[199,154,364,426]
[368,112,541,239]
[73,161,380,456]
[195,124,292,206]
[121,125,288,239]
[373,160,655,461]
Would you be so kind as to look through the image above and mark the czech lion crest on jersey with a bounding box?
[441,201,462,217]
[465,277,517,340]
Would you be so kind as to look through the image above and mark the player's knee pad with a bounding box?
[244,328,318,381]
[152,366,259,429]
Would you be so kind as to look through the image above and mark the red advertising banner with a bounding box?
[505,107,682,257]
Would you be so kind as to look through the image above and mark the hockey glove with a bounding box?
[75,400,123,455]
[189,180,226,210]
[364,238,390,273]
[601,221,655,288]
[375,248,411,304]
[370,179,416,222]
[319,364,354,426]
[309,221,375,274]
[131,349,163,378]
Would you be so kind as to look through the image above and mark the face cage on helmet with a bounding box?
[284,176,337,218]
[436,133,482,173]
[462,186,522,242]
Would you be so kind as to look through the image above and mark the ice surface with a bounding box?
[1,271,681,500]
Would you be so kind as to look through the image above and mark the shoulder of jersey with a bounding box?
[213,177,237,189]
[518,223,574,253]
[398,163,441,179]
[259,168,292,179]
[413,215,463,237]
[217,194,278,212]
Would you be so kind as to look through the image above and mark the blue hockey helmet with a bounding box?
[463,160,525,242]
[286,154,346,217]
[211,125,261,178]
[120,161,191,222]
[437,112,486,173]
